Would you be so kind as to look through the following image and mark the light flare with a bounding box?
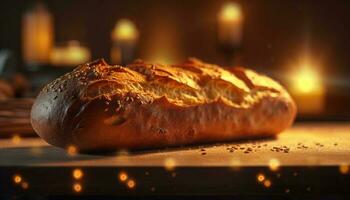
[268,158,280,171]
[73,183,82,193]
[119,171,128,182]
[13,174,22,184]
[263,179,272,188]
[257,173,265,182]
[164,158,176,171]
[73,169,83,180]
[127,179,136,189]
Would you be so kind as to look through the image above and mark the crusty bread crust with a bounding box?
[31,58,296,151]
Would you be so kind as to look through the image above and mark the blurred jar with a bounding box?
[22,3,54,68]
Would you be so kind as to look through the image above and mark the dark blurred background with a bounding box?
[1,0,350,120]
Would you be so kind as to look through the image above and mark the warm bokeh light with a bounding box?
[12,135,21,144]
[263,179,272,188]
[73,183,82,193]
[67,145,78,155]
[339,164,349,174]
[21,182,29,189]
[112,19,139,41]
[219,2,242,22]
[73,169,83,180]
[127,179,136,189]
[50,41,91,66]
[268,158,280,171]
[291,64,322,94]
[164,158,176,171]
[229,159,241,170]
[257,173,265,182]
[13,174,22,184]
[288,57,325,114]
[118,171,128,182]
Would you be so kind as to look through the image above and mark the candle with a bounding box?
[22,3,53,66]
[50,41,91,66]
[288,63,325,114]
[111,19,139,64]
[217,2,243,47]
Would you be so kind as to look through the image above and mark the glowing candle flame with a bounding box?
[112,19,139,42]
[217,2,243,46]
[50,41,91,66]
[219,2,242,22]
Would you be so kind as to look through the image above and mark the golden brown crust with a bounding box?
[31,58,296,151]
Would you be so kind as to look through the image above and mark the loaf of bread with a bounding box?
[31,58,296,151]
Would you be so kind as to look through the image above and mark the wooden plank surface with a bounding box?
[0,122,350,167]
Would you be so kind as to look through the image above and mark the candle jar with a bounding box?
[217,2,243,66]
[22,3,53,69]
[111,19,139,65]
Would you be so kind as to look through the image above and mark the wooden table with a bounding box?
[1,122,350,198]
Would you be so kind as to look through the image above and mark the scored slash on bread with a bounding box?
[31,58,296,151]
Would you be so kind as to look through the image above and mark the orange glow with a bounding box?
[268,159,280,171]
[290,64,322,94]
[119,171,128,182]
[339,164,349,174]
[73,169,83,180]
[73,183,82,193]
[127,179,136,189]
[288,58,325,114]
[257,173,265,182]
[263,179,272,188]
[219,2,242,22]
[13,174,22,184]
[12,135,21,144]
[67,145,78,155]
[112,19,139,42]
[164,158,176,171]
[22,3,53,65]
[21,182,29,189]
[217,2,243,45]
[50,41,91,66]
